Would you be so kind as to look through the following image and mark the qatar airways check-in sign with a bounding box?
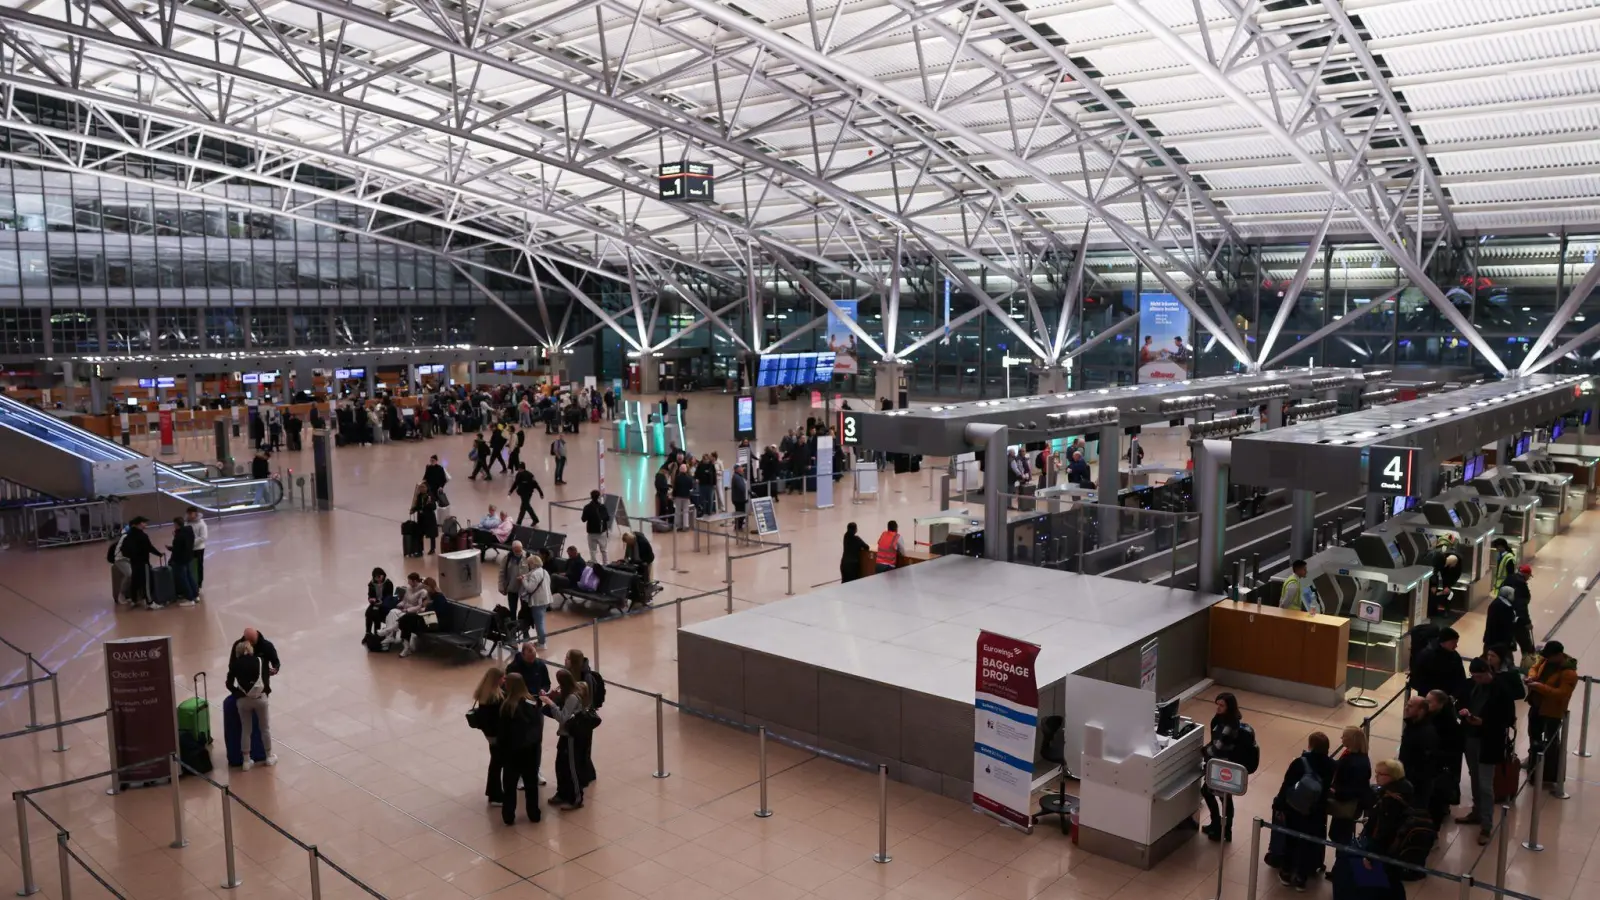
[973,631,1041,830]
[104,636,178,789]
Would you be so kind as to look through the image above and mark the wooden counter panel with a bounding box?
[1209,602,1349,690]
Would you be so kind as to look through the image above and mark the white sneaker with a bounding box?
[399,645,412,658]
[538,773,547,786]
[242,760,254,772]
[177,600,196,607]
[263,755,278,767]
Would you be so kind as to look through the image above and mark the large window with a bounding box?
[50,311,97,353]
[158,310,198,350]
[0,309,43,354]
[370,309,405,344]
[410,308,442,343]
[104,311,151,352]
[205,307,244,348]
[250,309,288,348]
[293,308,328,346]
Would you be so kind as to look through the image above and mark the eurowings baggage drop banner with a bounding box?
[973,631,1041,829]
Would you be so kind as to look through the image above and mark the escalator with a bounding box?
[0,395,283,515]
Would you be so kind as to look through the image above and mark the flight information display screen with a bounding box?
[756,352,837,387]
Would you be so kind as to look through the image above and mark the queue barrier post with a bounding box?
[55,834,70,900]
[1524,744,1546,851]
[755,727,772,818]
[1245,819,1261,900]
[168,756,187,848]
[1576,677,1593,759]
[49,675,67,753]
[219,787,241,889]
[653,694,670,780]
[1553,712,1572,800]
[15,792,38,896]
[22,655,40,729]
[872,764,891,864]
[591,620,600,671]
[308,845,322,900]
[1496,804,1512,888]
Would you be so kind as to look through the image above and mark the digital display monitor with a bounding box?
[1447,507,1461,528]
[138,378,155,388]
[492,360,518,372]
[348,367,366,378]
[755,351,837,387]
[1392,496,1409,517]
[334,368,350,379]
[417,364,443,375]
[734,395,756,441]
[258,373,277,384]
[242,373,259,384]
[156,376,175,388]
[1387,541,1402,564]
[1585,409,1593,426]
[1552,419,1564,439]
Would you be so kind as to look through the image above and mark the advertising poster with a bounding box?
[92,458,157,496]
[826,299,861,375]
[1135,292,1192,383]
[816,435,834,509]
[104,636,177,789]
[974,631,1041,829]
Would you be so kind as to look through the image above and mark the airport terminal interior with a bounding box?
[6,2,1600,900]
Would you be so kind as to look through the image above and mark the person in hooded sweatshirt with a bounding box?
[1482,586,1520,657]
[1273,732,1336,891]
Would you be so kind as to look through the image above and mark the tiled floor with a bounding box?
[2,392,1597,900]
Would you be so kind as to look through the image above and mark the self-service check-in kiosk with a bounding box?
[1323,535,1433,681]
[1472,466,1542,554]
[1510,453,1578,532]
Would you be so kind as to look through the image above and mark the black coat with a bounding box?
[841,533,869,580]
[1411,641,1467,702]
[1463,679,1517,764]
[506,654,551,695]
[672,472,695,498]
[1483,596,1519,651]
[1398,718,1441,796]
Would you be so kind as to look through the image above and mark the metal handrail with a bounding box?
[0,635,70,752]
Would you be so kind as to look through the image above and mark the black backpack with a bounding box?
[587,670,607,710]
[1234,723,1261,774]
[1407,622,1442,674]
[1285,755,1325,815]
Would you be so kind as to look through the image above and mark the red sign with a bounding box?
[158,406,175,450]
[104,636,178,789]
[975,631,1041,707]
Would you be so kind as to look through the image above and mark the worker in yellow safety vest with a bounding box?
[875,520,904,574]
[1490,537,1516,594]
[1281,559,1322,614]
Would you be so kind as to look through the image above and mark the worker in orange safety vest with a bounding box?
[875,520,904,574]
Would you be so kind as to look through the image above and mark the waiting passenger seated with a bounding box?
[478,506,501,530]
[550,545,587,599]
[374,572,429,650]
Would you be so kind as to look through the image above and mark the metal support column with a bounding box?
[1195,440,1232,594]
[1289,490,1316,561]
[965,423,1010,562]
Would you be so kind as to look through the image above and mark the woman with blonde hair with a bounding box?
[518,554,552,648]
[1328,725,1371,846]
[564,649,600,788]
[496,673,543,825]
[467,666,505,806]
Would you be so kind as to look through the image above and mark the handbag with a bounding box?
[1328,798,1360,820]
[244,659,266,699]
[420,610,438,627]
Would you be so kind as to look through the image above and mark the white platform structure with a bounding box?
[677,555,1222,800]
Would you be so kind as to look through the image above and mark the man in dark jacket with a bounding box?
[622,530,655,599]
[1398,697,1441,814]
[242,628,281,693]
[1502,564,1536,658]
[506,641,552,695]
[693,455,717,514]
[489,426,509,473]
[167,516,199,606]
[469,434,494,481]
[581,490,611,563]
[1457,657,1516,842]
[1066,451,1092,487]
[730,465,749,532]
[672,464,695,530]
[118,517,160,608]
[1411,627,1467,702]
[509,464,545,526]
[1426,690,1463,825]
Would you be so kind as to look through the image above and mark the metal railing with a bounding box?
[11,743,388,899]
[0,635,73,753]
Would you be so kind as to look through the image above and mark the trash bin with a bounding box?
[438,549,482,599]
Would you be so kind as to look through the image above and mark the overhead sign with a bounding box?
[658,161,715,202]
[1205,758,1249,796]
[1368,445,1419,496]
[973,631,1041,830]
[825,299,861,375]
[750,495,778,535]
[840,411,862,445]
[104,636,178,790]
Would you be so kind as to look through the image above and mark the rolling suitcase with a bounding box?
[223,693,267,767]
[177,673,213,775]
[401,520,422,557]
[149,564,177,607]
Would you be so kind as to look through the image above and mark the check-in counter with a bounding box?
[1209,601,1350,706]
[1077,721,1204,869]
[1546,451,1597,509]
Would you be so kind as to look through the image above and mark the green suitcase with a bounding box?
[177,673,210,742]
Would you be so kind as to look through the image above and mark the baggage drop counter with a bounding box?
[676,556,1221,801]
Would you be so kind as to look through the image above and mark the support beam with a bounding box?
[1112,0,1507,376]
[769,254,887,359]
[1262,287,1403,369]
[1256,209,1333,369]
[1064,313,1141,361]
[453,264,549,347]
[1520,260,1600,374]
